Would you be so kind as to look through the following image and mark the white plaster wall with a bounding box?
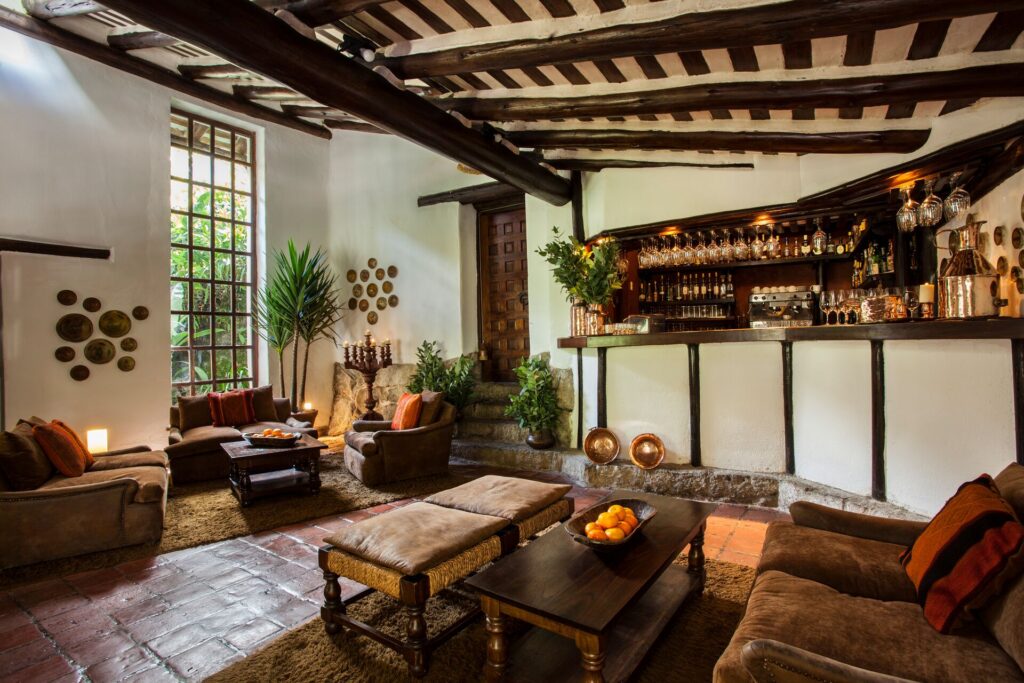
[0,32,330,446]
[792,341,872,496]
[885,339,1015,515]
[700,343,786,471]
[326,131,484,363]
[606,345,690,465]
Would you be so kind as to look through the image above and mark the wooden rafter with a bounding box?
[440,63,1024,121]
[98,0,572,205]
[0,6,330,139]
[107,29,179,50]
[22,0,102,19]
[504,129,931,155]
[285,0,389,26]
[379,0,1024,78]
[539,158,757,171]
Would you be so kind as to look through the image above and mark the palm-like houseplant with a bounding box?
[255,241,343,410]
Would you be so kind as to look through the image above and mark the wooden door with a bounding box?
[479,208,529,382]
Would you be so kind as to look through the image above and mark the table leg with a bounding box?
[309,454,321,494]
[404,604,428,678]
[575,632,606,683]
[239,467,252,507]
[688,521,707,592]
[482,597,508,682]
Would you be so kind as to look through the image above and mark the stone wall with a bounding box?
[328,363,417,435]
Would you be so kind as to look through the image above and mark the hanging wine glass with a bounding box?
[682,233,695,265]
[917,178,943,227]
[707,230,721,264]
[750,230,765,260]
[668,235,682,266]
[896,186,918,233]
[733,229,750,261]
[695,232,707,265]
[766,226,781,259]
[638,239,648,269]
[944,171,970,221]
[719,230,732,263]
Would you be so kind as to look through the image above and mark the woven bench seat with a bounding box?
[318,475,574,679]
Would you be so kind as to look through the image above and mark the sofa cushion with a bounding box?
[178,394,213,432]
[39,466,168,504]
[419,391,445,427]
[209,389,255,427]
[424,475,571,522]
[901,475,1024,633]
[89,451,170,472]
[32,421,92,478]
[996,463,1024,521]
[344,431,378,456]
[166,425,242,458]
[982,572,1024,673]
[249,385,278,422]
[0,422,55,490]
[758,521,916,602]
[391,393,422,430]
[714,570,1024,683]
[325,501,507,575]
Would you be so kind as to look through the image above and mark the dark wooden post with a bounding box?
[782,341,795,475]
[596,347,607,429]
[576,348,584,449]
[688,344,701,467]
[570,171,585,242]
[870,340,887,500]
[1013,339,1024,466]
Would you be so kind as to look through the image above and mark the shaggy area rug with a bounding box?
[209,558,754,683]
[0,449,467,588]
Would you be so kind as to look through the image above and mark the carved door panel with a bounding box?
[479,208,529,382]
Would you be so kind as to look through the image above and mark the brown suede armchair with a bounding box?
[343,402,456,486]
[0,446,170,570]
[715,462,1024,683]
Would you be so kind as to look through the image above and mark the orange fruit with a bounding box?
[587,528,608,541]
[617,521,633,536]
[605,527,626,542]
[623,507,635,517]
[584,522,599,535]
[262,428,272,435]
[608,504,625,520]
[624,514,639,529]
[596,512,620,530]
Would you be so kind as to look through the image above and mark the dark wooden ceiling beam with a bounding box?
[381,0,1024,78]
[417,181,522,207]
[325,118,385,133]
[233,84,305,100]
[178,63,252,79]
[440,63,1024,120]
[0,6,330,139]
[23,0,102,19]
[540,158,756,171]
[107,30,180,50]
[0,238,110,260]
[98,0,571,205]
[283,0,388,26]
[505,129,931,154]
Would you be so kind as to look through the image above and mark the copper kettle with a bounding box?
[937,220,1007,319]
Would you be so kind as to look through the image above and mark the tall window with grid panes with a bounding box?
[169,111,257,400]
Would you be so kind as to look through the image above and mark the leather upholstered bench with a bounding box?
[318,475,574,678]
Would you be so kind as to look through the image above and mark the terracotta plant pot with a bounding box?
[526,429,555,450]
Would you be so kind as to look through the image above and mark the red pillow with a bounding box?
[391,393,423,431]
[208,389,255,427]
[901,475,1024,632]
[32,421,92,478]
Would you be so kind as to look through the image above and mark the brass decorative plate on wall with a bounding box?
[348,297,358,310]
[352,284,363,297]
[998,256,1009,276]
[358,299,369,312]
[366,283,378,297]
[55,347,75,362]
[132,306,149,321]
[121,337,138,352]
[994,226,1004,246]
[1013,227,1024,250]
[57,290,77,306]
[382,281,393,294]
[118,357,136,372]
[375,268,385,280]
[367,311,378,325]
[359,270,370,282]
[376,297,387,310]
[388,295,399,307]
[85,339,115,364]
[83,297,101,312]
[629,433,665,470]
[387,265,398,278]
[99,310,132,338]
[346,269,357,283]
[56,314,93,342]
[70,365,90,381]
[367,258,377,269]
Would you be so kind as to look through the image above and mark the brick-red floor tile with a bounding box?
[224,618,282,652]
[6,654,75,682]
[166,639,241,681]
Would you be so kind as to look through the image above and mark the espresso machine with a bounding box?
[748,291,817,328]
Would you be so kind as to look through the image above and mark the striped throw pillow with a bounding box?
[391,393,423,431]
[32,421,93,478]
[901,475,1024,633]
[208,389,255,427]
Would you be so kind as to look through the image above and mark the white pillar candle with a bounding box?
[919,283,935,303]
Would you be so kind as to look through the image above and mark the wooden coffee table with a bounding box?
[465,490,715,683]
[221,434,326,507]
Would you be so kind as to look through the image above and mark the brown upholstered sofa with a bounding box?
[715,462,1024,683]
[0,445,170,570]
[167,394,316,484]
[343,401,456,486]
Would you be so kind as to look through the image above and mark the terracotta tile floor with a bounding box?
[0,463,789,682]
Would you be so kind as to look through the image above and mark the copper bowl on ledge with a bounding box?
[565,498,657,552]
[629,433,665,469]
[584,427,620,464]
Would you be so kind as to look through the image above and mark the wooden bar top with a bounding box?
[557,318,1024,349]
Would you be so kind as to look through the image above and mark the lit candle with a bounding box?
[86,428,108,454]
[302,402,313,411]
[919,283,935,303]
[384,339,390,345]
[343,341,349,347]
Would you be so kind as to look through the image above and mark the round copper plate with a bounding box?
[1014,227,1024,250]
[84,339,115,364]
[55,347,75,362]
[367,258,377,269]
[387,265,398,277]
[83,297,101,312]
[57,290,77,306]
[348,297,358,310]
[346,269,357,283]
[352,284,363,297]
[56,314,93,342]
[382,281,394,294]
[70,365,90,381]
[367,311,378,325]
[629,433,665,470]
[388,294,399,307]
[359,269,370,282]
[583,427,619,464]
[132,306,149,321]
[366,283,378,297]
[99,310,132,338]
[376,297,387,310]
[994,226,1004,246]
[358,299,369,312]
[375,268,385,280]
[1019,250,1024,269]
[121,337,138,352]
[117,357,136,372]
[998,256,1009,276]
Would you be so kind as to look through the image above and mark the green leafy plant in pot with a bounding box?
[506,356,561,449]
[408,341,477,417]
[537,229,623,336]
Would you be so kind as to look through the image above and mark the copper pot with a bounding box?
[938,221,1007,319]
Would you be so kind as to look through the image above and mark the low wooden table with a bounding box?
[221,434,326,507]
[465,490,715,683]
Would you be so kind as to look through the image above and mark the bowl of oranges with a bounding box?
[242,428,300,448]
[565,499,656,551]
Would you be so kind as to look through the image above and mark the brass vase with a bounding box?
[585,304,606,336]
[570,301,588,337]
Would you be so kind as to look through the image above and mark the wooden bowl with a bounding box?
[583,427,620,464]
[565,498,657,552]
[629,433,665,469]
[242,433,300,448]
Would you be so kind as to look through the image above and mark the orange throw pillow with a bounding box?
[32,421,92,478]
[391,393,423,430]
[208,389,255,427]
[901,475,1024,633]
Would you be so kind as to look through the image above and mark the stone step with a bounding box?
[472,382,520,403]
[462,401,511,420]
[456,418,529,442]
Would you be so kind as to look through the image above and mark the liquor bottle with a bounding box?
[826,232,836,255]
[682,274,690,301]
[835,233,847,255]
[726,274,734,297]
[811,219,826,256]
[712,273,720,298]
[800,234,812,256]
[639,280,647,304]
[846,231,855,253]
[885,239,895,273]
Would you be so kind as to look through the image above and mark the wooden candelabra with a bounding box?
[343,331,393,421]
